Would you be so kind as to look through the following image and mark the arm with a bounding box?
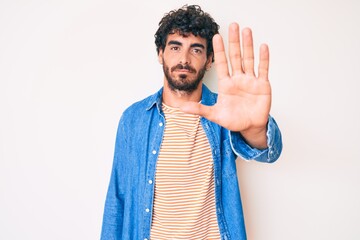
[101,118,126,239]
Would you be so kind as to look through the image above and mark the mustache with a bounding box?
[171,64,196,73]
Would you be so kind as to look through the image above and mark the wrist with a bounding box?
[240,126,268,149]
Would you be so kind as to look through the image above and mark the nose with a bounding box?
[179,50,191,65]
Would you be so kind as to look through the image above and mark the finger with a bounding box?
[180,102,215,120]
[242,28,255,75]
[258,44,270,80]
[213,34,230,80]
[228,23,243,75]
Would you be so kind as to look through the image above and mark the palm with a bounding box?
[215,71,271,131]
[182,23,272,132]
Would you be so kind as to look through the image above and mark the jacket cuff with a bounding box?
[229,116,282,163]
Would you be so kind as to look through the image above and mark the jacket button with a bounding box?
[152,150,157,154]
[145,208,150,212]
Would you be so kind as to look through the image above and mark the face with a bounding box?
[158,32,212,93]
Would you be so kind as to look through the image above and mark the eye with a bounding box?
[170,46,180,51]
[192,48,203,54]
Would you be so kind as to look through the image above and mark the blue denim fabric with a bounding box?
[101,84,282,240]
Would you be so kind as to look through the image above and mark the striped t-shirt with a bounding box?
[150,103,220,239]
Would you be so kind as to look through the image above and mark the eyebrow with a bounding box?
[167,40,205,49]
[190,43,205,49]
[168,40,182,46]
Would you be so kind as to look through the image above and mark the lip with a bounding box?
[174,69,192,73]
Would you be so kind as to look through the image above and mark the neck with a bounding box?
[162,80,202,108]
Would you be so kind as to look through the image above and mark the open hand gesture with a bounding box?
[181,23,271,148]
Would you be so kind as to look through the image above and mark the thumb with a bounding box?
[179,102,214,119]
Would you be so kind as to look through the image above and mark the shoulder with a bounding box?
[121,88,162,122]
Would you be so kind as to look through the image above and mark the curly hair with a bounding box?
[155,5,219,62]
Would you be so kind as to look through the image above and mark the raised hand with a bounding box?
[181,23,271,148]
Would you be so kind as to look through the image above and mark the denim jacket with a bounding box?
[101,84,282,240]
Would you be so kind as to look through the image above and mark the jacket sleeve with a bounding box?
[101,117,127,239]
[229,115,283,163]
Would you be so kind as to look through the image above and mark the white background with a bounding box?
[1,0,359,239]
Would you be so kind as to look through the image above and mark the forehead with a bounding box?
[166,32,207,48]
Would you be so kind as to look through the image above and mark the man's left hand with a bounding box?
[181,23,271,149]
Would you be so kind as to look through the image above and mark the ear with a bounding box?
[158,49,164,65]
[206,53,213,70]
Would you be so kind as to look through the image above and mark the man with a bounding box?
[101,5,282,240]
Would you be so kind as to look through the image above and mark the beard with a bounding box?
[163,59,206,94]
